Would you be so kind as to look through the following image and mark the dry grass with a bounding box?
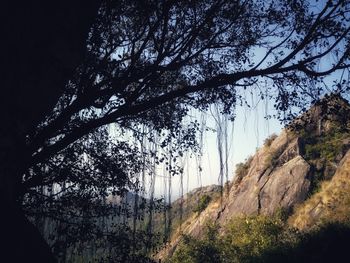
[289,153,350,230]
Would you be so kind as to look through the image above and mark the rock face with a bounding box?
[259,156,310,214]
[155,186,222,260]
[156,95,350,261]
[289,150,350,230]
[156,129,316,260]
[290,93,350,134]
[217,132,311,224]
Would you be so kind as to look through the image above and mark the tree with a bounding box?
[2,0,350,261]
[1,1,102,261]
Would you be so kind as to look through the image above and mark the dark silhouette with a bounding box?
[261,223,350,263]
[1,0,350,261]
[1,1,101,261]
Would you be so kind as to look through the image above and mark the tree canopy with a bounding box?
[28,0,350,171]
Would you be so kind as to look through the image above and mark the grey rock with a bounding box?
[259,156,311,215]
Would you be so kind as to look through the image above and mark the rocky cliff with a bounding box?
[289,149,350,229]
[217,131,310,221]
[156,94,350,261]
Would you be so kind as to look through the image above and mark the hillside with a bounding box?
[289,149,350,229]
[154,185,222,234]
[157,94,350,261]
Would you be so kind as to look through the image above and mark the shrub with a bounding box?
[296,125,350,196]
[223,214,287,259]
[234,156,253,185]
[168,223,222,263]
[168,214,350,263]
[168,214,298,263]
[263,133,278,147]
[302,125,349,163]
[193,195,211,214]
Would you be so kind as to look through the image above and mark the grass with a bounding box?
[289,154,350,230]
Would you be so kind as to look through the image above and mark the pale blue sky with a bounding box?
[152,96,283,201]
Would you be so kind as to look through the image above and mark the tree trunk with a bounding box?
[0,0,101,263]
[0,133,57,262]
[0,1,101,261]
[0,198,57,262]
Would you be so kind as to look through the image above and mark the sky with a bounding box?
[151,95,283,201]
[108,92,284,202]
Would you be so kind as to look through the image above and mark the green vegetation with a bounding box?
[221,214,291,260]
[307,168,324,196]
[193,194,212,214]
[167,223,222,263]
[285,122,350,194]
[168,214,350,263]
[168,213,298,263]
[303,126,349,163]
[298,124,350,194]
[234,156,253,185]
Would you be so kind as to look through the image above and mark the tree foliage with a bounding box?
[27,0,350,175]
[21,0,350,204]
